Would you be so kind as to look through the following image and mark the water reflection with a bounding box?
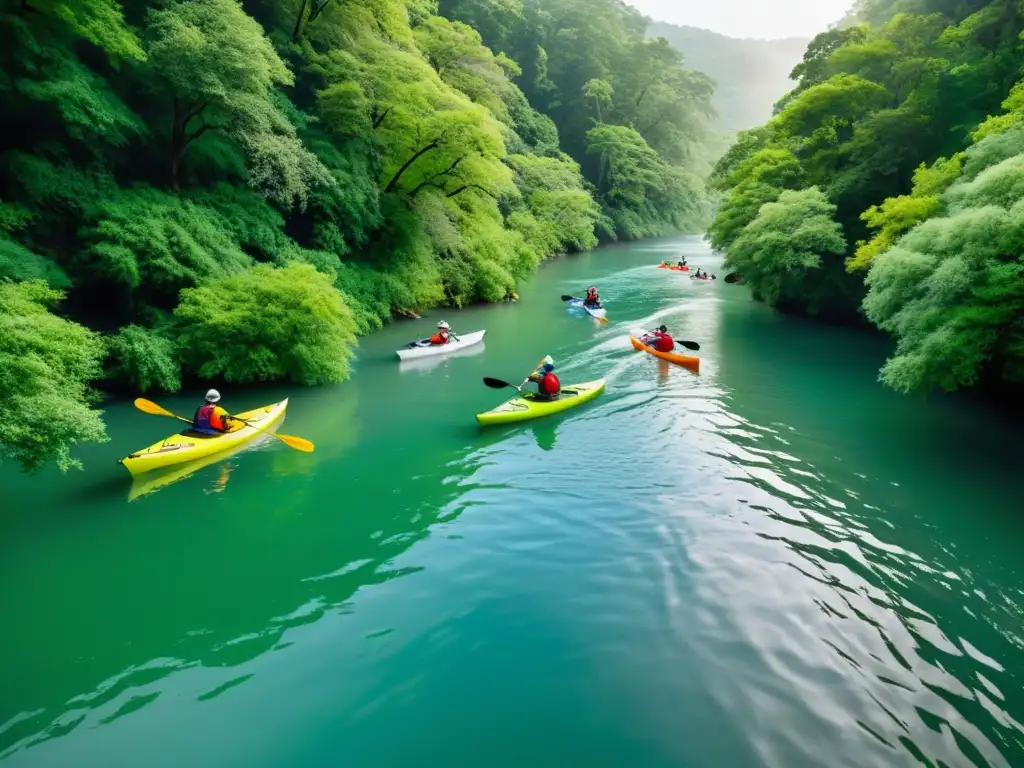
[712,285,1024,767]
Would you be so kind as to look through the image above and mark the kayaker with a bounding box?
[429,321,458,345]
[193,389,239,435]
[642,325,675,353]
[527,356,561,401]
[583,286,601,309]
[678,259,687,268]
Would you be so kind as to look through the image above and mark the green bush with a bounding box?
[106,325,182,393]
[173,263,359,385]
[0,281,107,472]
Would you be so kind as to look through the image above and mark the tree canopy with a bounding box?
[708,0,1024,396]
[0,0,721,470]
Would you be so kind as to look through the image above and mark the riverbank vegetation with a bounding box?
[709,0,1024,398]
[0,0,719,470]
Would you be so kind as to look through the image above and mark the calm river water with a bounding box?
[1,236,1022,767]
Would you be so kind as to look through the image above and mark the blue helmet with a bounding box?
[542,362,554,372]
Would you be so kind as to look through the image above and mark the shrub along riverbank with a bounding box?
[709,0,1024,399]
[0,0,719,471]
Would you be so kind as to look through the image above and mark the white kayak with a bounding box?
[396,329,486,360]
[568,299,607,321]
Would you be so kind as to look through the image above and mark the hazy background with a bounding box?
[624,0,853,39]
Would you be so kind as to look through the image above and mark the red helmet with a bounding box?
[587,286,597,294]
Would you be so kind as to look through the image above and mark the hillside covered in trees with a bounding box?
[0,0,720,471]
[647,22,809,134]
[709,0,1024,399]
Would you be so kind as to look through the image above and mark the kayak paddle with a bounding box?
[133,398,314,453]
[483,377,523,391]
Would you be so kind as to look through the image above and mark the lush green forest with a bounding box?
[0,0,720,471]
[710,0,1024,398]
[647,22,809,134]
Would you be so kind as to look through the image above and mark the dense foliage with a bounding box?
[175,263,359,385]
[0,282,108,472]
[709,0,1024,396]
[0,0,719,470]
[438,0,719,238]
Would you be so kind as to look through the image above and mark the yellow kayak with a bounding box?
[120,399,288,477]
[476,380,606,426]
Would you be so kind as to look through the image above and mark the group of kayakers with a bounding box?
[194,269,695,434]
[655,256,716,281]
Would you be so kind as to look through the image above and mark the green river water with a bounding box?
[1,236,1023,767]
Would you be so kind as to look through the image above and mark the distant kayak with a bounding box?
[657,264,690,271]
[630,336,700,372]
[476,379,606,426]
[567,298,608,321]
[690,275,716,281]
[397,330,486,360]
[120,400,288,477]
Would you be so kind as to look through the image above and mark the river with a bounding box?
[1,236,1022,767]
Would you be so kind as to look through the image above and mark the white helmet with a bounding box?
[437,321,450,330]
[205,389,221,403]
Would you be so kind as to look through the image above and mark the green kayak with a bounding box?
[476,379,606,426]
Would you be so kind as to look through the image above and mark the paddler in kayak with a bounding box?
[678,259,687,268]
[193,389,242,435]
[583,286,601,309]
[527,356,561,401]
[641,325,675,353]
[429,320,459,345]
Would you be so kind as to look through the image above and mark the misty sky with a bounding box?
[623,0,853,40]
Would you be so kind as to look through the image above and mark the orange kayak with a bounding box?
[657,264,690,271]
[630,336,700,372]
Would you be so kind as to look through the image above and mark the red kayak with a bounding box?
[657,264,690,272]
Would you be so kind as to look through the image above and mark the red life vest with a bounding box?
[194,403,226,434]
[538,372,560,395]
[653,332,674,353]
[430,330,450,344]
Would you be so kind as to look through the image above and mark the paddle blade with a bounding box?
[277,433,315,452]
[560,295,577,302]
[597,315,608,325]
[134,398,176,418]
[678,340,701,351]
[483,377,512,389]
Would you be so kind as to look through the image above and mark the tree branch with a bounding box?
[308,0,333,24]
[407,155,467,198]
[383,140,441,193]
[292,0,308,41]
[187,123,219,143]
[447,183,496,199]
[372,105,392,129]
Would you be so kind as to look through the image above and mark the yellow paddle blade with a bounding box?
[274,433,315,453]
[134,397,177,418]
